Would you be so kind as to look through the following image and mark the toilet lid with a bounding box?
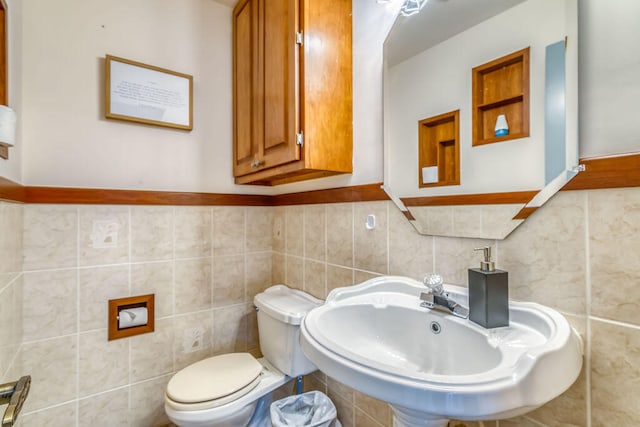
[167,353,263,404]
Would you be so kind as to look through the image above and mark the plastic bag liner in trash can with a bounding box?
[270,391,338,427]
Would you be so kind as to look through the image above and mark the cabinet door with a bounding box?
[261,0,300,168]
[234,0,299,178]
[233,0,258,176]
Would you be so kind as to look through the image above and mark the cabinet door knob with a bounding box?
[251,160,265,168]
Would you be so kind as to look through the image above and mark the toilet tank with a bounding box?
[254,285,323,377]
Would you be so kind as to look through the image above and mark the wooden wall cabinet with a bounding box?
[472,47,530,146]
[418,110,460,188]
[232,0,352,186]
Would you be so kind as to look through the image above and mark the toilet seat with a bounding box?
[166,353,263,411]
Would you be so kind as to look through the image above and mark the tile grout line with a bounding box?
[324,204,328,298]
[386,201,390,275]
[75,206,80,427]
[351,203,355,284]
[210,207,215,317]
[589,315,640,331]
[171,206,176,374]
[302,206,306,292]
[242,206,249,348]
[584,191,592,427]
[432,235,436,275]
[127,206,133,415]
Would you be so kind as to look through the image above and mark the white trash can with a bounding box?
[270,391,341,427]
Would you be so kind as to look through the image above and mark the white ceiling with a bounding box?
[210,0,526,67]
[385,0,526,67]
[212,0,237,7]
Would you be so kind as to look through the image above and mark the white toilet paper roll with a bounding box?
[0,106,17,147]
[421,166,439,184]
[118,307,148,329]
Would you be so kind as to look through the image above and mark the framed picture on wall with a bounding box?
[105,55,193,131]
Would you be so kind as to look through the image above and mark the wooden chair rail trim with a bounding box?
[513,206,538,220]
[1,181,389,206]
[402,190,539,207]
[271,183,389,205]
[23,186,273,206]
[0,153,638,206]
[561,153,640,191]
[0,176,25,202]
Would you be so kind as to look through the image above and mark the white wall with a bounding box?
[21,0,263,193]
[18,0,395,194]
[0,0,23,184]
[579,0,640,158]
[12,0,640,193]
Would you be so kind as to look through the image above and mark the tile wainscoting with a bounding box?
[16,205,273,426]
[273,188,640,427]
[0,182,638,426]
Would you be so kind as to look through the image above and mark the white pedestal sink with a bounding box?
[300,276,583,427]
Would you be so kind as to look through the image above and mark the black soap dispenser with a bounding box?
[468,247,509,328]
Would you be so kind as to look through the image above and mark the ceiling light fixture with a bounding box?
[400,0,428,16]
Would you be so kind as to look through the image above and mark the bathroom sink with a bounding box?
[300,276,583,427]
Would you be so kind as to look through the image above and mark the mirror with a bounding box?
[382,0,579,239]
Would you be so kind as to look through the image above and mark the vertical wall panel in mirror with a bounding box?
[383,0,579,239]
[545,39,567,185]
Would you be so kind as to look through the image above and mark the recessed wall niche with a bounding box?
[472,47,530,146]
[418,110,460,188]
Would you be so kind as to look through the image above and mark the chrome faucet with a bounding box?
[420,274,469,319]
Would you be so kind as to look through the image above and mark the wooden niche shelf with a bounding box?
[472,47,530,146]
[418,110,460,188]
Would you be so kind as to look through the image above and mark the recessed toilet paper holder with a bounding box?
[108,294,155,341]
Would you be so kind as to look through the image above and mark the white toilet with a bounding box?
[165,285,323,427]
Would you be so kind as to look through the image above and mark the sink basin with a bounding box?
[300,276,583,427]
